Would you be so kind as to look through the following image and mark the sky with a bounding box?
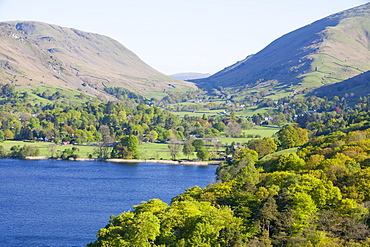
[0,0,368,75]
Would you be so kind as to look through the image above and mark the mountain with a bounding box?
[192,3,370,97]
[169,72,211,81]
[0,21,196,100]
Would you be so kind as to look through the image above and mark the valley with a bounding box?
[1,2,370,247]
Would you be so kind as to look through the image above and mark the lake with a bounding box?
[0,159,217,247]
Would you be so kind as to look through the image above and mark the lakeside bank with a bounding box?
[24,156,222,166]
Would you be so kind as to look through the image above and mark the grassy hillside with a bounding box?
[193,3,370,99]
[311,70,370,100]
[0,21,197,100]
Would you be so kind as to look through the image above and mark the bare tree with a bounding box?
[49,144,57,158]
[168,135,182,160]
[226,122,242,137]
[95,125,114,158]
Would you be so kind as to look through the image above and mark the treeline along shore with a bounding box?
[23,156,222,166]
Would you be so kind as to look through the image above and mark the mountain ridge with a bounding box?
[192,3,370,97]
[0,21,197,100]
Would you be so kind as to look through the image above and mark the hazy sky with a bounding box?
[0,0,368,75]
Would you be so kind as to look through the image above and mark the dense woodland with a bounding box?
[87,116,370,246]
[1,83,369,147]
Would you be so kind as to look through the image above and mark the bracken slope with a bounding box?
[0,21,196,100]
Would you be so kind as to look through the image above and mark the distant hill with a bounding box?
[169,72,211,81]
[193,3,370,98]
[0,21,196,100]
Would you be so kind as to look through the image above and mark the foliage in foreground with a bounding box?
[88,127,370,246]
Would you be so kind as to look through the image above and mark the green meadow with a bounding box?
[0,141,96,158]
[0,125,280,160]
[171,106,276,119]
[219,125,280,145]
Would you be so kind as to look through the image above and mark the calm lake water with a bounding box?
[0,159,217,247]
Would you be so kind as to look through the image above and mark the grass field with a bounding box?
[139,125,280,159]
[244,125,280,137]
[18,85,94,106]
[171,106,276,118]
[0,141,97,158]
[237,107,276,117]
[173,109,224,118]
[0,141,182,160]
[139,142,193,160]
[0,125,280,160]
[219,125,280,144]
[261,147,299,161]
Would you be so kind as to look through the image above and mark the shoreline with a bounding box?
[24,156,222,166]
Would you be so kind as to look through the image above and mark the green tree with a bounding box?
[217,227,244,247]
[257,194,279,235]
[0,145,6,157]
[275,153,306,171]
[10,145,40,158]
[126,212,161,246]
[196,147,209,161]
[235,158,260,185]
[0,130,4,142]
[213,122,226,132]
[232,147,258,164]
[111,135,139,159]
[291,192,317,233]
[4,129,14,140]
[133,199,168,214]
[192,139,205,152]
[276,124,309,149]
[1,83,15,96]
[183,137,195,159]
[60,147,80,160]
[247,137,277,158]
[305,154,325,170]
[147,130,158,142]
